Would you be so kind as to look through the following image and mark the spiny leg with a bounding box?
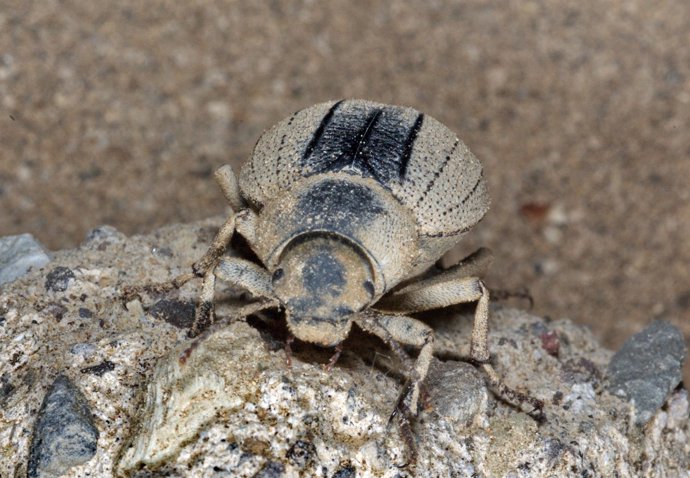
[191,213,236,278]
[190,268,217,337]
[323,342,344,372]
[190,165,243,278]
[376,258,544,420]
[181,298,278,364]
[121,165,240,307]
[190,256,276,336]
[356,311,434,466]
[376,247,493,313]
[463,281,544,420]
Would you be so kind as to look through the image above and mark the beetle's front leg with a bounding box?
[190,256,278,337]
[355,311,434,466]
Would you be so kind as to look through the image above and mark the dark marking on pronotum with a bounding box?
[302,251,346,297]
[294,179,386,235]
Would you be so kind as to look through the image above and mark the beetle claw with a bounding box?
[323,342,344,372]
[285,334,295,368]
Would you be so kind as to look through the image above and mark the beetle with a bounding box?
[147,99,542,462]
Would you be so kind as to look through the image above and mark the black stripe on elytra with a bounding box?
[303,99,345,161]
[353,110,383,160]
[399,113,424,179]
[352,109,384,180]
[302,103,422,187]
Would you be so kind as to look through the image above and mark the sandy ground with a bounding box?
[1,1,688,379]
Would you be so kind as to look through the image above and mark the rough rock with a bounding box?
[0,219,688,477]
[44,266,76,293]
[608,320,688,425]
[0,233,50,286]
[27,375,99,477]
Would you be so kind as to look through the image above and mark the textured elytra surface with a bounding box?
[241,99,489,238]
[0,220,687,477]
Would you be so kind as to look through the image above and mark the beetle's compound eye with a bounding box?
[274,235,374,346]
[272,268,284,282]
[363,280,375,298]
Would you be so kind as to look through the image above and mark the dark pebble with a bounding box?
[78,308,93,319]
[607,320,687,425]
[254,460,285,478]
[80,361,116,377]
[27,375,99,477]
[43,302,68,322]
[332,466,356,478]
[0,373,15,404]
[44,267,75,292]
[148,299,196,328]
[287,439,316,468]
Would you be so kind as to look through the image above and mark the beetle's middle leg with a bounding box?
[121,166,240,300]
[375,252,544,419]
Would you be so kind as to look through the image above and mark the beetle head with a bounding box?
[272,235,375,347]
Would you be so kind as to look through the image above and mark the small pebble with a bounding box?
[0,233,50,285]
[287,439,316,468]
[83,225,125,245]
[608,321,687,425]
[332,466,356,478]
[426,359,487,426]
[44,267,76,292]
[27,375,99,477]
[148,299,196,328]
[254,460,284,478]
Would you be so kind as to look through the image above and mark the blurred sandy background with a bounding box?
[1,1,688,379]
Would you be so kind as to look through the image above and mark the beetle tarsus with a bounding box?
[323,342,344,372]
[285,334,295,368]
[389,385,418,468]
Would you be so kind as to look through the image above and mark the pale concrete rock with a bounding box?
[0,233,50,286]
[0,219,688,477]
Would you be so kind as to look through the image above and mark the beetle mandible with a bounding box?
[169,99,542,446]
